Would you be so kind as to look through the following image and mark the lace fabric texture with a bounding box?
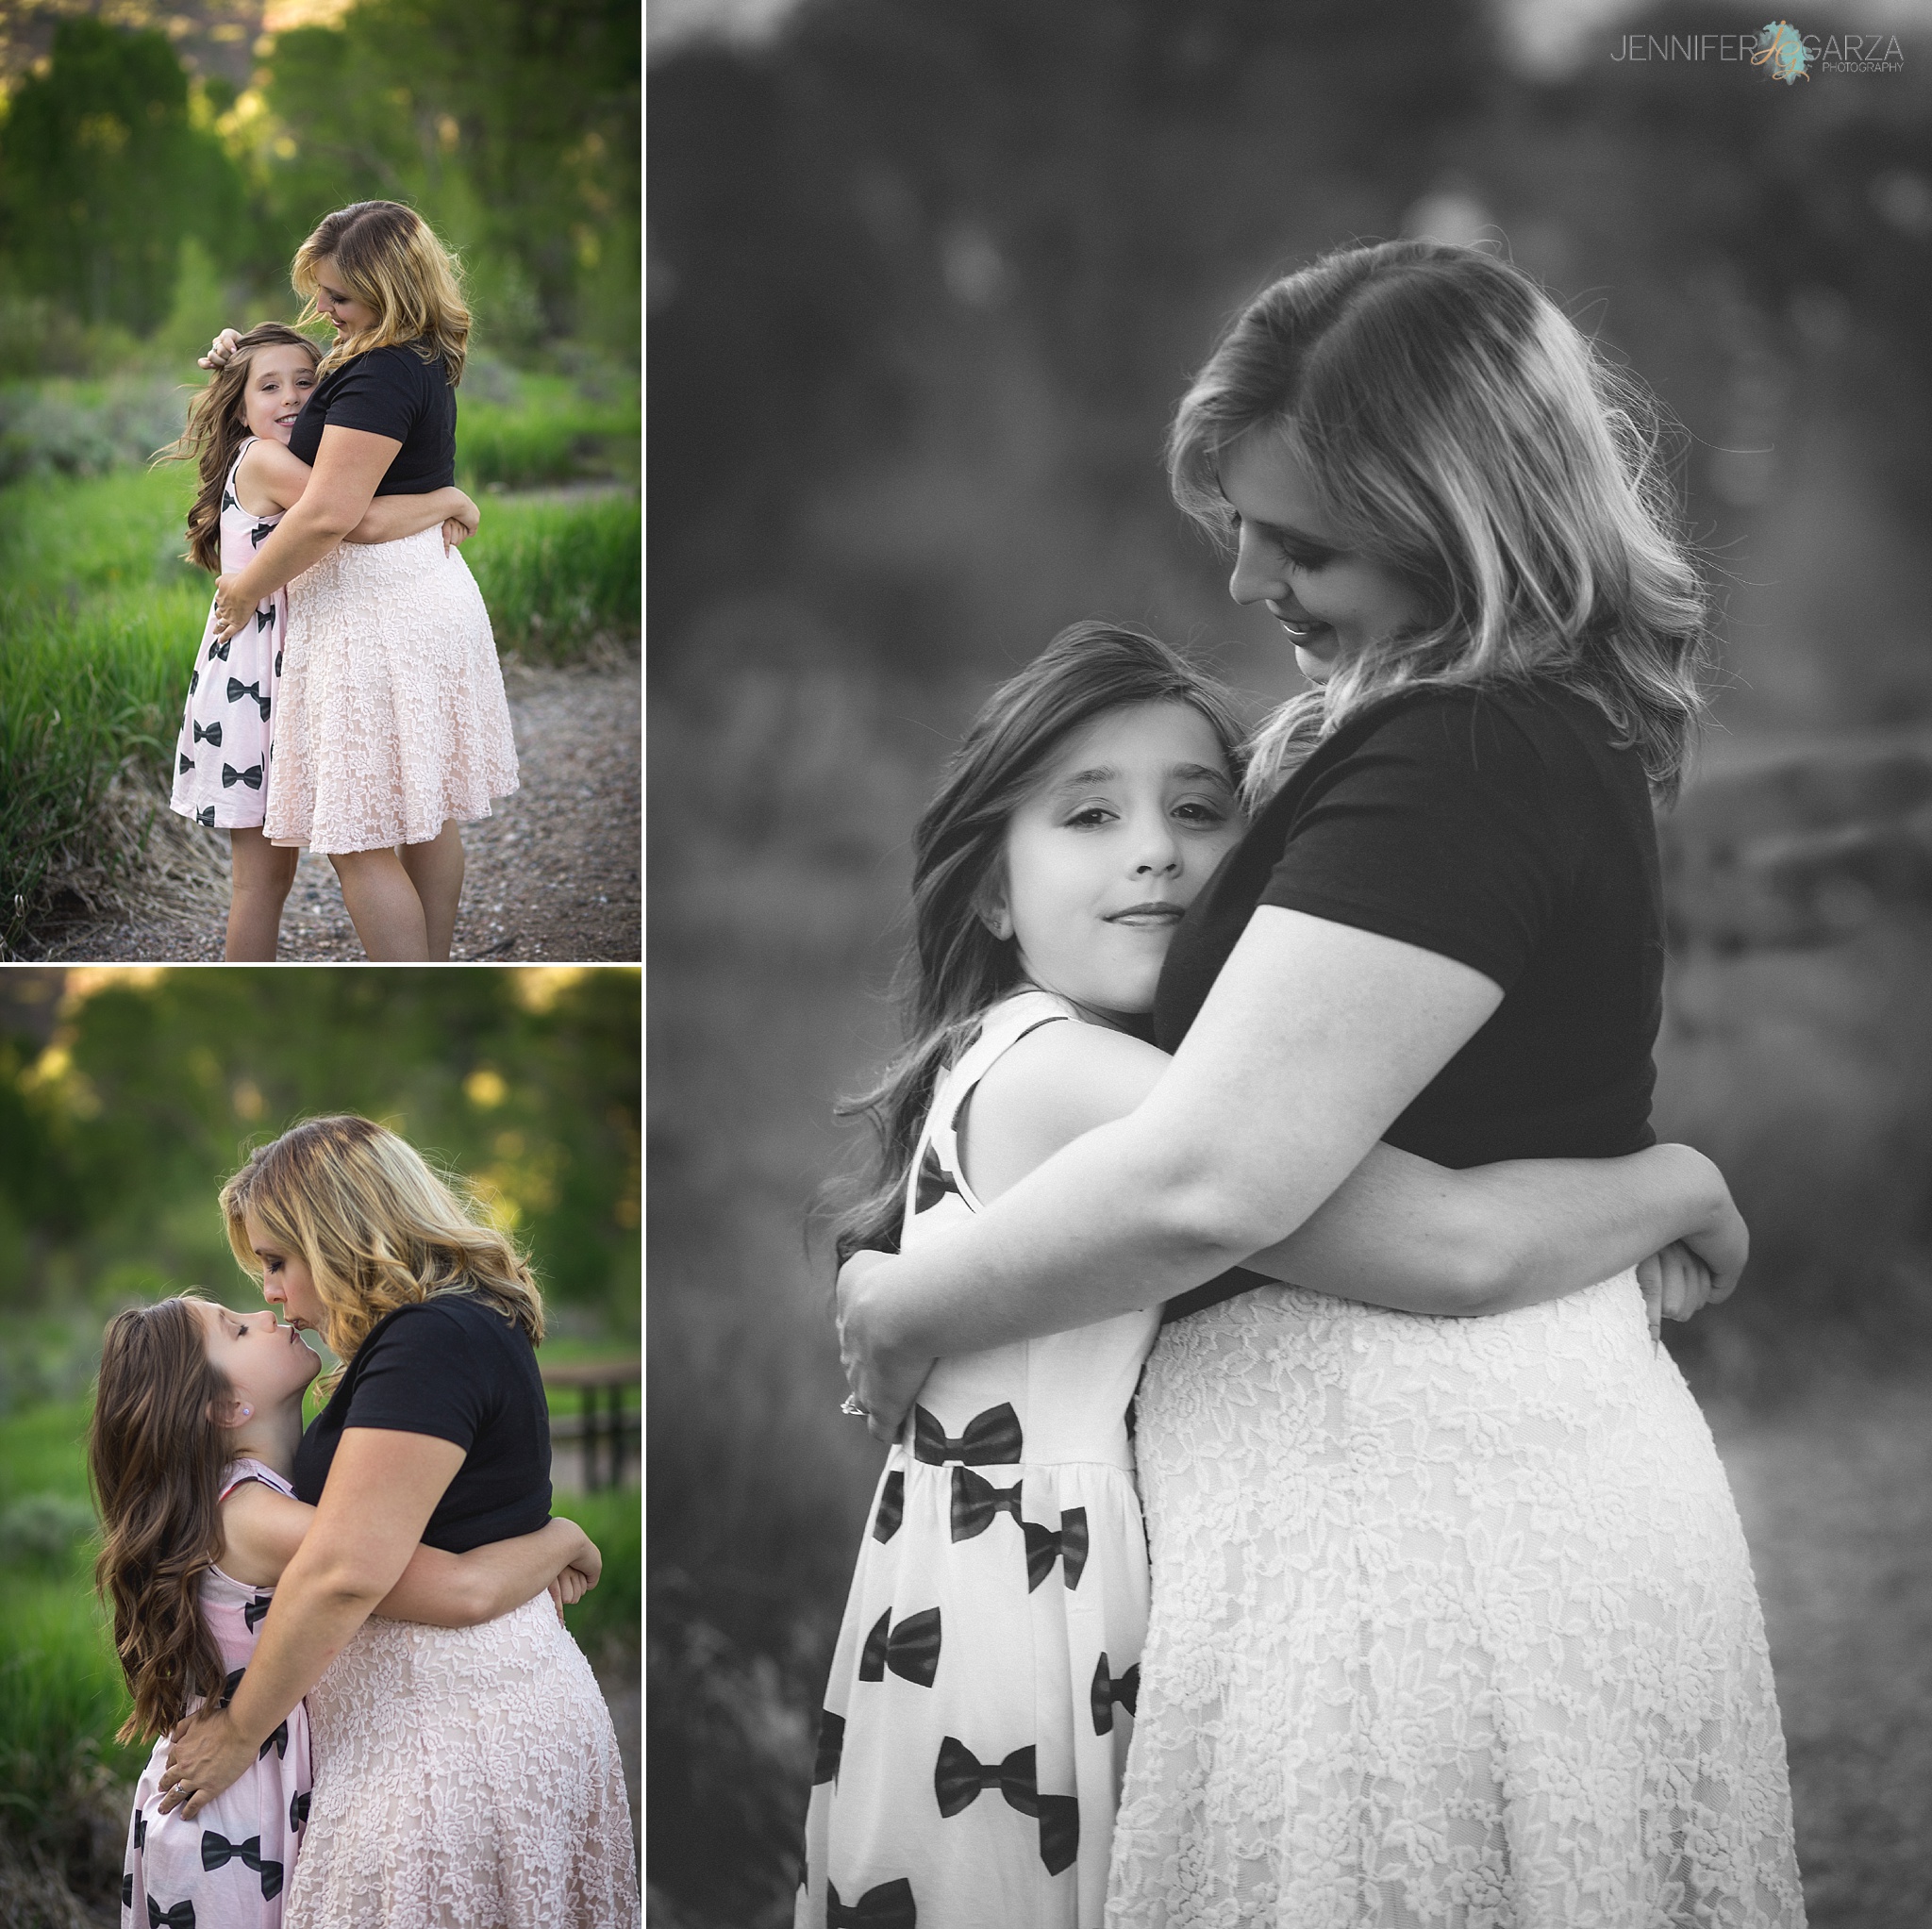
[264,525,519,853]
[1108,1273,1806,1929]
[287,1591,638,1929]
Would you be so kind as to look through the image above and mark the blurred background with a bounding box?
[0,963,641,1924]
[0,0,641,958]
[648,0,1932,1923]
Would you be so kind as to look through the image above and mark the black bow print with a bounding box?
[873,1470,904,1543]
[257,605,275,631]
[123,1872,133,1908]
[812,1708,843,1785]
[931,1739,1080,1872]
[226,678,270,720]
[148,1899,196,1928]
[1023,1507,1088,1593]
[220,1667,244,1703]
[290,1788,310,1833]
[178,753,193,774]
[135,1807,146,1849]
[250,522,275,548]
[950,1465,1023,1542]
[275,648,283,676]
[200,1830,283,1899]
[207,637,231,661]
[858,1605,941,1688]
[914,1141,960,1213]
[222,488,238,512]
[825,1877,917,1929]
[258,1717,289,1760]
[190,667,200,695]
[1091,1653,1140,1735]
[193,719,222,746]
[913,1402,1024,1467]
[195,807,216,826]
[244,1593,272,1634]
[222,763,263,790]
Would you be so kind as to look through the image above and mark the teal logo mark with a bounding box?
[1753,21,1812,81]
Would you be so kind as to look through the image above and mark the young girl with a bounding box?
[800,623,1740,1928]
[162,321,481,961]
[91,1290,597,1929]
[195,201,521,962]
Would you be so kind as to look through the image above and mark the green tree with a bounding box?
[0,19,243,330]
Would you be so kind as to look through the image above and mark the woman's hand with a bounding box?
[837,1249,932,1445]
[210,574,254,643]
[155,1705,256,1821]
[199,327,242,371]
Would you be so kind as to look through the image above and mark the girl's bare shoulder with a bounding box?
[234,439,309,516]
[217,1477,315,1588]
[959,1015,1169,1202]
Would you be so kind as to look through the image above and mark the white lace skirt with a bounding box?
[265,525,519,853]
[286,1592,638,1929]
[1108,1272,1806,1929]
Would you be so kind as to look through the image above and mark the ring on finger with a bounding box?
[839,1392,868,1420]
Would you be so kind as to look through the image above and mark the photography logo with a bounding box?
[1753,21,1811,81]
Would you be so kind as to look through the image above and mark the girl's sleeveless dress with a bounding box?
[170,441,286,830]
[122,1457,313,1929]
[263,523,518,854]
[798,990,1160,1929]
[1108,1279,1807,1926]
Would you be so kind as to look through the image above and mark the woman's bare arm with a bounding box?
[236,441,477,549]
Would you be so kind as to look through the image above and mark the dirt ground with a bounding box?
[26,645,640,964]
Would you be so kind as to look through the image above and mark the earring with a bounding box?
[985,908,1013,940]
[238,1405,252,1421]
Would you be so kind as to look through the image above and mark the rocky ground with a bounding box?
[25,645,640,964]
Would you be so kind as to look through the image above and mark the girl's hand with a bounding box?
[837,1249,932,1445]
[211,574,253,643]
[199,327,242,371]
[441,492,480,554]
[155,1705,256,1821]
[1677,1184,1749,1306]
[1637,1240,1719,1344]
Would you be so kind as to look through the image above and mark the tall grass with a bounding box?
[466,493,641,658]
[458,374,639,491]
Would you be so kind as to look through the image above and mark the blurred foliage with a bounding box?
[0,966,641,1339]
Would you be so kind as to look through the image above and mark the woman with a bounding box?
[199,200,520,961]
[839,241,1804,1923]
[156,1116,638,1928]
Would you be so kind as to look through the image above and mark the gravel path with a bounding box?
[26,647,639,963]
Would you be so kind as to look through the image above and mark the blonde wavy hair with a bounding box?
[293,199,470,387]
[219,1116,542,1383]
[1170,240,1711,806]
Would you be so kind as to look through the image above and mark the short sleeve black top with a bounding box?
[286,341,457,495]
[292,1292,551,1553]
[1155,679,1666,1170]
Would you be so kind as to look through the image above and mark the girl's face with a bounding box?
[308,255,379,339]
[188,1298,319,1425]
[993,700,1242,1025]
[243,1207,327,1336]
[240,344,317,446]
[1220,427,1427,683]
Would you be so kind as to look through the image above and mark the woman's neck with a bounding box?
[224,1396,306,1483]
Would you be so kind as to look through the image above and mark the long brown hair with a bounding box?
[155,321,320,574]
[1169,240,1711,805]
[292,200,470,387]
[88,1295,232,1743]
[824,622,1247,1266]
[220,1116,543,1386]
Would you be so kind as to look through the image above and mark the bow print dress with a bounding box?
[122,1458,314,1929]
[170,438,286,829]
[797,992,1159,1929]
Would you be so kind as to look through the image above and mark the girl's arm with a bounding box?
[844,909,1747,1430]
[236,441,478,549]
[210,424,399,640]
[158,1428,464,1817]
[218,1479,593,1626]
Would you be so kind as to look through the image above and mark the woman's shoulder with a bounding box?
[1307,677,1612,788]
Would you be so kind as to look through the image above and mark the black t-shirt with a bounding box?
[292,1292,551,1553]
[286,341,457,495]
[1155,680,1664,1322]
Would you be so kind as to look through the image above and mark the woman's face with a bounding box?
[189,1298,319,1424]
[308,255,379,339]
[240,344,318,446]
[243,1207,328,1336]
[993,700,1242,1026]
[1220,427,1427,684]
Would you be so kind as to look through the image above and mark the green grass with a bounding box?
[458,373,639,491]
[465,491,641,658]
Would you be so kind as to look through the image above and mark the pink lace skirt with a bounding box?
[264,526,519,854]
[285,1593,638,1928]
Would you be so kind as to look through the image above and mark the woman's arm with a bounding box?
[158,1428,463,1817]
[843,908,1746,1431]
[238,441,477,549]
[219,1480,592,1626]
[210,424,400,640]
